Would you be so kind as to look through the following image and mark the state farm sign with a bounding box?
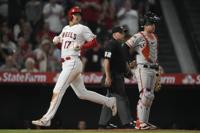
[0,72,47,83]
[0,72,200,85]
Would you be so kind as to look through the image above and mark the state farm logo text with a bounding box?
[0,72,46,83]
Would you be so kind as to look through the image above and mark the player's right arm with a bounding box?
[53,36,61,44]
[123,34,139,57]
[124,33,141,66]
[125,33,142,48]
[52,31,63,49]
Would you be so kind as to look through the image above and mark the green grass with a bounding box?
[0,130,200,133]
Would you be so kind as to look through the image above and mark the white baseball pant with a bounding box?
[43,56,111,120]
[135,65,157,123]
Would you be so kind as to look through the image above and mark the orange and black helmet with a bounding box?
[144,12,160,25]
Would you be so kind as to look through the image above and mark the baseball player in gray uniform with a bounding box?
[125,12,160,130]
[32,6,117,127]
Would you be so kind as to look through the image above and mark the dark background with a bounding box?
[0,83,199,129]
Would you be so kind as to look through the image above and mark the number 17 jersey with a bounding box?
[58,24,96,58]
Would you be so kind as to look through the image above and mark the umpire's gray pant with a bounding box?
[98,91,132,126]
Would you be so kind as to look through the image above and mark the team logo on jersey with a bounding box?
[62,32,77,40]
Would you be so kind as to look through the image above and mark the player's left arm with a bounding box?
[81,38,97,49]
[154,65,164,92]
[81,26,97,49]
[154,34,162,92]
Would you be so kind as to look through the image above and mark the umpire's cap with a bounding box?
[112,26,126,34]
[144,11,160,25]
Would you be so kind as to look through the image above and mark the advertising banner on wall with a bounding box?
[0,72,200,85]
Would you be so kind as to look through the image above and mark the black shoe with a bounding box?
[98,125,107,129]
[99,123,118,129]
[122,122,135,129]
[106,123,118,129]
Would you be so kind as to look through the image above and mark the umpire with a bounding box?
[98,26,134,129]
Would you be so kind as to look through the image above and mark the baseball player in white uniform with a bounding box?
[124,12,160,130]
[32,6,117,127]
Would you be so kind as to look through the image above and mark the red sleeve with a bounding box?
[55,43,62,49]
[81,38,97,49]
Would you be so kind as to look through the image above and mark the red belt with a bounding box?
[61,56,71,63]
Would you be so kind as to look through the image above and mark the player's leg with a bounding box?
[70,74,117,116]
[32,62,78,126]
[134,67,157,129]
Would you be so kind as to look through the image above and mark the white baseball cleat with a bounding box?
[135,120,157,130]
[135,122,150,130]
[147,122,157,129]
[32,117,51,127]
[107,97,117,116]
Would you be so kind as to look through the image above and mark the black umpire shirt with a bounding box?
[104,39,127,74]
[104,38,127,95]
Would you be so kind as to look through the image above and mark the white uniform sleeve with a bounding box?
[126,33,143,48]
[58,29,63,38]
[52,30,63,44]
[57,28,65,43]
[82,26,96,41]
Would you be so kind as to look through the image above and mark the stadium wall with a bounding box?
[0,83,199,129]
